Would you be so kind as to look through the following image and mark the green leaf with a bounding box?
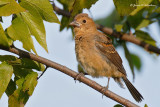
[20,11,48,52]
[6,58,45,71]
[146,6,157,15]
[22,72,38,95]
[21,58,45,71]
[8,68,38,106]
[57,0,75,11]
[57,1,72,31]
[7,14,37,53]
[20,0,55,52]
[123,42,135,79]
[135,30,156,46]
[60,16,70,31]
[0,1,9,5]
[20,58,45,71]
[13,66,33,79]
[148,5,160,19]
[130,0,153,15]
[16,77,25,88]
[115,24,123,32]
[131,54,142,71]
[136,19,151,30]
[0,17,2,22]
[21,0,60,23]
[0,55,17,62]
[70,0,98,20]
[155,7,160,13]
[114,104,124,107]
[128,10,153,30]
[144,104,148,107]
[113,0,137,16]
[0,62,13,98]
[5,79,16,97]
[0,0,25,16]
[72,0,98,11]
[95,9,122,28]
[128,10,143,29]
[0,23,10,47]
[8,87,29,107]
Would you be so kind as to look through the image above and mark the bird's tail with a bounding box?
[122,77,143,102]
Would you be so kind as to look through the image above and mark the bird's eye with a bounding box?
[83,20,86,23]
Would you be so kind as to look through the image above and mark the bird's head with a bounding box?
[70,13,97,33]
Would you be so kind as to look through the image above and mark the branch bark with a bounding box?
[0,45,139,107]
[52,3,160,54]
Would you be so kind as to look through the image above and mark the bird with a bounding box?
[70,13,143,102]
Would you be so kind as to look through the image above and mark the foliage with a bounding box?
[144,104,148,107]
[0,0,58,106]
[114,104,124,107]
[113,0,137,16]
[0,55,44,106]
[0,0,160,106]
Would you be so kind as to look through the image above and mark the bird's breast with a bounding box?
[75,37,110,77]
[75,35,123,78]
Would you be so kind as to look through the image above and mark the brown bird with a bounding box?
[70,13,143,102]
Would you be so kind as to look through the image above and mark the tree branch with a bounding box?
[0,45,139,107]
[96,25,160,54]
[53,3,160,54]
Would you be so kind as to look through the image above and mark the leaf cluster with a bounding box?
[0,0,59,106]
[0,0,159,106]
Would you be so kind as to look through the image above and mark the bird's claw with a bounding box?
[74,73,85,83]
[101,86,109,99]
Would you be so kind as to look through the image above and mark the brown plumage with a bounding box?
[70,13,143,102]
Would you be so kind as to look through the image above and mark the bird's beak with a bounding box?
[69,21,80,27]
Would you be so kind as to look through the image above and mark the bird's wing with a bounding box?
[95,35,127,76]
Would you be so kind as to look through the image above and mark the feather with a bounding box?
[95,35,127,76]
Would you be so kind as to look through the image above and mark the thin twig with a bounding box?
[0,45,139,107]
[37,66,49,80]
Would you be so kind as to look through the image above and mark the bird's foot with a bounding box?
[101,86,109,99]
[74,72,85,83]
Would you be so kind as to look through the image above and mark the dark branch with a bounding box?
[96,25,160,54]
[0,45,139,107]
[52,3,160,54]
[52,2,70,17]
